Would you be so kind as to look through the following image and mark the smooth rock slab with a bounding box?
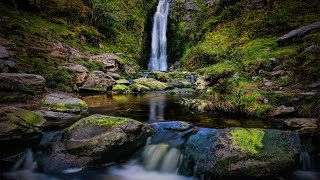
[42,93,88,114]
[35,110,81,121]
[283,118,319,136]
[179,128,301,178]
[38,115,153,172]
[277,22,320,46]
[0,73,45,103]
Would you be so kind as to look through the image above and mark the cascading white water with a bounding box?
[148,0,170,72]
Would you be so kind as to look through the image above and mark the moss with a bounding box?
[133,78,169,90]
[112,84,130,93]
[9,108,46,126]
[68,115,128,131]
[130,83,151,93]
[230,128,265,154]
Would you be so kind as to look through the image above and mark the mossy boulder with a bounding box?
[130,83,151,93]
[115,79,131,85]
[179,128,301,178]
[133,78,169,91]
[179,98,212,112]
[0,73,46,103]
[169,78,193,88]
[147,71,171,82]
[38,115,153,172]
[0,107,46,159]
[42,93,88,114]
[112,84,130,93]
[0,107,46,141]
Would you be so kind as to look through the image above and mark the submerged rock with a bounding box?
[179,128,301,178]
[41,93,88,114]
[0,73,46,102]
[38,115,153,172]
[80,71,115,92]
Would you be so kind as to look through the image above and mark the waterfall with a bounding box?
[148,0,170,72]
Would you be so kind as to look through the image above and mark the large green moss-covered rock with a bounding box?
[179,128,301,178]
[133,78,169,90]
[42,93,88,114]
[130,83,151,93]
[112,84,130,93]
[38,115,153,172]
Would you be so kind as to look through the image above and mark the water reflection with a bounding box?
[149,96,165,121]
[81,93,271,129]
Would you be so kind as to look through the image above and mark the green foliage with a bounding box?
[230,128,265,154]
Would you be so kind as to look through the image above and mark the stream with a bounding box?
[2,93,320,180]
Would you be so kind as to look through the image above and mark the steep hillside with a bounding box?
[168,0,320,117]
[0,0,157,91]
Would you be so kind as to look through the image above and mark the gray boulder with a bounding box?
[277,22,320,46]
[0,45,9,59]
[283,118,319,136]
[64,64,88,86]
[0,73,46,102]
[80,71,115,92]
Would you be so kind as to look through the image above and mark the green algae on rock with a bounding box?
[42,93,88,114]
[133,78,169,91]
[38,114,153,172]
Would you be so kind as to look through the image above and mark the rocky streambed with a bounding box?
[0,91,319,180]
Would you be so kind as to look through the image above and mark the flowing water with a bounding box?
[148,0,170,71]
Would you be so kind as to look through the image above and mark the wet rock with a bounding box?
[80,71,115,92]
[0,107,46,141]
[149,121,193,131]
[133,78,169,91]
[112,84,130,93]
[42,93,88,114]
[64,64,88,86]
[179,98,212,113]
[283,118,319,136]
[269,105,296,117]
[0,73,46,103]
[0,45,9,58]
[38,115,153,172]
[129,83,151,93]
[277,22,320,46]
[35,110,81,121]
[147,71,171,82]
[0,108,46,157]
[179,128,301,178]
[169,78,193,88]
